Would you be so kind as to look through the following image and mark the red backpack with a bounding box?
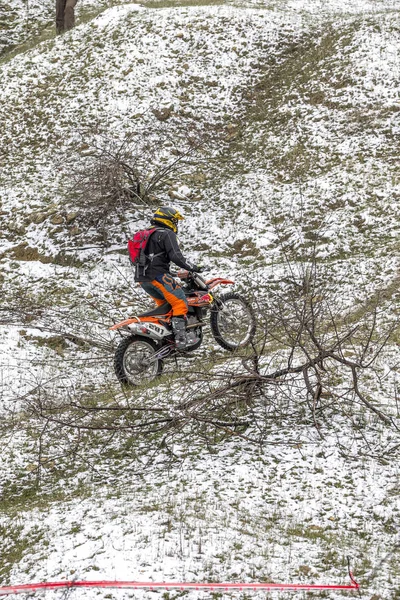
[128,227,161,274]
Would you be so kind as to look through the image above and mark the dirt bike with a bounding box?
[110,270,256,386]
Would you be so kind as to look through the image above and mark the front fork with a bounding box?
[210,299,223,313]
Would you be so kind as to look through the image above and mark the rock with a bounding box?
[9,221,26,235]
[225,123,240,141]
[29,212,47,224]
[191,172,206,184]
[298,565,312,576]
[66,212,78,223]
[168,189,185,200]
[46,203,58,215]
[152,106,173,121]
[9,243,53,263]
[50,214,64,225]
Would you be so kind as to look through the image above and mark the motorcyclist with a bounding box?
[134,206,203,350]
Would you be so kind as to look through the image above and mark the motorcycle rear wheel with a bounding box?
[210,292,256,351]
[114,335,163,386]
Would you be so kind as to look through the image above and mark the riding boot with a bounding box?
[171,316,188,350]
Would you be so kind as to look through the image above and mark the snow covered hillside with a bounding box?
[1,1,400,599]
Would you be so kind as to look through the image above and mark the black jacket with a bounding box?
[135,225,198,282]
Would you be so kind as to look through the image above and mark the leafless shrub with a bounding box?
[7,249,398,478]
[64,121,213,240]
[3,193,400,471]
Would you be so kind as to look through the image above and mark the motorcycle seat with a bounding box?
[137,302,172,317]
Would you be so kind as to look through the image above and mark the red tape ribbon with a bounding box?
[0,579,359,596]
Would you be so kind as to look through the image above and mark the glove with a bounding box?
[186,262,205,273]
[193,264,206,273]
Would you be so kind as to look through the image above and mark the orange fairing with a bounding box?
[187,292,213,307]
[110,314,171,330]
[206,278,234,289]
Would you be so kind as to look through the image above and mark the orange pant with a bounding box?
[140,273,188,316]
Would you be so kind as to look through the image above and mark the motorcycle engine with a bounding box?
[186,330,199,344]
[186,315,201,346]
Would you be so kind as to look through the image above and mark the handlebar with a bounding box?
[170,269,209,290]
[192,271,208,290]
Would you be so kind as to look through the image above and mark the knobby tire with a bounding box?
[210,292,256,351]
[114,335,163,386]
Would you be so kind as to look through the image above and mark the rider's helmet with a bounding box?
[151,206,184,233]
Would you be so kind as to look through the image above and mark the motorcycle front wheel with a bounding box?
[114,335,163,386]
[210,292,256,351]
